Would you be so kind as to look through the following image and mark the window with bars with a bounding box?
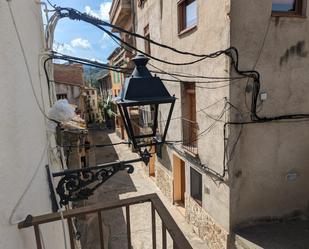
[190,167,202,206]
[144,24,151,55]
[56,93,67,100]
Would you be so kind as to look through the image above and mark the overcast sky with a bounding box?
[46,0,117,63]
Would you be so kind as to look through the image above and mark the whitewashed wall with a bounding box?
[0,1,66,248]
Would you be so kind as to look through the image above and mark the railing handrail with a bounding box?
[18,193,156,229]
[18,193,193,249]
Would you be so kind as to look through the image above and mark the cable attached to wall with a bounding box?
[7,2,68,248]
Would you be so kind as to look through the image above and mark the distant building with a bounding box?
[53,63,86,118]
[84,86,103,124]
[106,47,135,139]
[98,72,112,101]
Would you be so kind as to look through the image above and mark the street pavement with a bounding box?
[79,126,206,249]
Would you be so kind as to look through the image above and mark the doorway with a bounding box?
[149,146,156,177]
[173,155,186,208]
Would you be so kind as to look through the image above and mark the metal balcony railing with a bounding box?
[18,193,193,249]
[182,118,198,155]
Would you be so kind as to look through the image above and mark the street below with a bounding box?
[78,125,206,249]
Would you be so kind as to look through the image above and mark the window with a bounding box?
[178,0,197,34]
[181,82,198,155]
[144,24,151,55]
[272,0,305,16]
[56,93,67,100]
[137,0,147,7]
[190,167,202,205]
[156,144,163,159]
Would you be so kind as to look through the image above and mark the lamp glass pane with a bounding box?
[126,104,156,140]
[156,102,174,142]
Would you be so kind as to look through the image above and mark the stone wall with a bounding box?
[185,194,229,249]
[155,162,173,202]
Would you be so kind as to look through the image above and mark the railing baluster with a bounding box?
[18,194,193,249]
[97,211,105,249]
[162,222,167,249]
[67,217,75,249]
[126,205,131,249]
[34,225,42,249]
[151,202,156,249]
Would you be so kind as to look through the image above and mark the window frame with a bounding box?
[272,0,307,17]
[144,24,151,55]
[137,0,147,8]
[190,167,202,206]
[56,93,68,100]
[177,0,197,35]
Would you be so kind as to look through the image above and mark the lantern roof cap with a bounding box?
[116,54,175,104]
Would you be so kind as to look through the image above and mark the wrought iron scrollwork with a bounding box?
[52,150,150,206]
[54,163,135,206]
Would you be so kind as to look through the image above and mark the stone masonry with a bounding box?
[155,162,173,202]
[185,194,229,249]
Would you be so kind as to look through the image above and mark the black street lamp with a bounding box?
[50,55,176,206]
[116,54,176,150]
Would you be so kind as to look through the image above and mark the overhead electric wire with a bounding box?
[56,7,260,71]
[160,78,243,89]
[102,28,246,83]
[160,98,226,124]
[244,17,271,113]
[148,62,244,80]
[58,9,208,66]
[167,101,229,145]
[57,7,219,58]
[42,6,309,181]
[50,52,247,86]
[57,141,130,149]
[50,6,309,123]
[46,0,57,9]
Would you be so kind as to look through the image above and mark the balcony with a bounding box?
[18,193,192,249]
[109,0,132,31]
[182,118,198,156]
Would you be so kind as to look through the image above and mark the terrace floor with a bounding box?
[235,219,309,249]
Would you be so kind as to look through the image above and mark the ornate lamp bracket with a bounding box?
[53,152,150,206]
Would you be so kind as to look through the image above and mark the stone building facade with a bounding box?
[109,0,136,139]
[111,0,309,248]
[84,86,103,124]
[54,63,86,118]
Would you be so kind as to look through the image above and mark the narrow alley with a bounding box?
[4,1,309,249]
[78,126,206,249]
